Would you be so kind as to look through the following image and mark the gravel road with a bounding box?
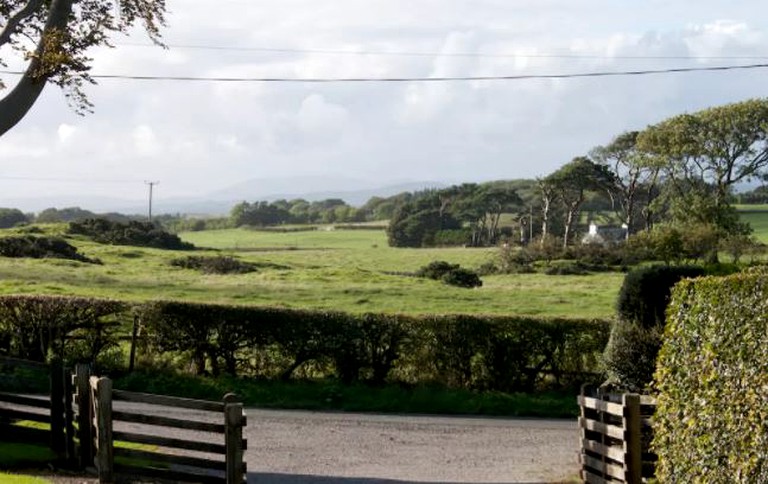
[12,401,580,483]
[246,410,578,484]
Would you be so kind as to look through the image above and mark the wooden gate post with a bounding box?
[49,358,66,458]
[64,366,75,465]
[94,377,114,483]
[74,364,93,469]
[224,393,245,483]
[623,393,642,484]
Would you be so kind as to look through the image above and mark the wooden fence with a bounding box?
[578,386,657,484]
[0,356,73,463]
[74,365,246,483]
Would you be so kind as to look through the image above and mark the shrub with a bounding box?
[0,235,100,264]
[0,295,127,364]
[616,264,705,329]
[69,218,194,250]
[602,322,661,392]
[653,269,768,482]
[170,255,256,275]
[415,261,482,288]
[544,262,589,276]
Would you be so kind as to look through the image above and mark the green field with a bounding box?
[0,226,623,318]
[736,206,768,243]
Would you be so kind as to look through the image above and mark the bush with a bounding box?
[69,218,194,250]
[653,269,768,482]
[0,295,127,364]
[170,255,256,275]
[0,235,100,264]
[415,261,482,288]
[602,322,661,392]
[616,264,705,329]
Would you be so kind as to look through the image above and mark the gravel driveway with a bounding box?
[246,410,578,484]
[18,403,580,483]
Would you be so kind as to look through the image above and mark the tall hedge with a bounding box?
[654,269,768,482]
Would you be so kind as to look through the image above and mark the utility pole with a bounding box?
[145,181,159,223]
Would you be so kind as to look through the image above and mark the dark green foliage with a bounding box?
[654,270,768,482]
[138,300,609,392]
[602,322,661,392]
[616,264,705,328]
[0,235,100,263]
[0,208,28,228]
[170,255,256,275]
[68,218,194,250]
[0,295,127,365]
[415,261,482,288]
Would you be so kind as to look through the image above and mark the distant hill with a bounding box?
[0,178,448,216]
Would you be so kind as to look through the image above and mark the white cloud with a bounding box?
[2,0,768,204]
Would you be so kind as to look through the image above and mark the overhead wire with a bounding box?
[115,41,768,61]
[2,63,768,83]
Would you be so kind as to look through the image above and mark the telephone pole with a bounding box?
[145,181,159,223]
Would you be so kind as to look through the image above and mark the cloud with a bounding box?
[2,0,768,203]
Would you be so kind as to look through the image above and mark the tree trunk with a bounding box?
[0,0,74,137]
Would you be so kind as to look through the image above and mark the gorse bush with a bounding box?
[415,261,482,288]
[0,235,99,263]
[654,269,768,482]
[69,218,194,250]
[170,255,257,275]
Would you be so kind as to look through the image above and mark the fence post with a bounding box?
[64,366,75,466]
[128,315,139,373]
[94,377,114,483]
[74,364,93,469]
[623,393,642,484]
[224,393,245,484]
[49,358,66,458]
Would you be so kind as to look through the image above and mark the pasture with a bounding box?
[0,226,622,318]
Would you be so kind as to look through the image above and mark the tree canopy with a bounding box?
[0,0,167,136]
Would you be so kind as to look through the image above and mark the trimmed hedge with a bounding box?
[0,295,609,392]
[653,269,768,482]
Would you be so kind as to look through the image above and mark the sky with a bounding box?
[1,0,768,207]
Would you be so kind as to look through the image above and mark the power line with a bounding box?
[3,63,768,83]
[0,175,142,184]
[116,41,768,61]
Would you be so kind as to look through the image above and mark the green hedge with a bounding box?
[139,301,608,391]
[0,295,127,364]
[0,295,609,392]
[654,269,768,482]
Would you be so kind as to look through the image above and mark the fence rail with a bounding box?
[0,356,71,461]
[578,386,657,484]
[81,369,246,484]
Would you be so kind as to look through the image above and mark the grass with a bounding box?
[115,371,580,418]
[0,443,55,469]
[0,473,50,484]
[0,226,623,318]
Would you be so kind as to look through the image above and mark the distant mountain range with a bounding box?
[0,177,448,216]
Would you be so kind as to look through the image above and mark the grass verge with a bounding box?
[115,372,579,418]
[0,473,50,484]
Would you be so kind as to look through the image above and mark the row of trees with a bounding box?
[387,98,768,250]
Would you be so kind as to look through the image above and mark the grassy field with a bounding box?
[0,226,623,318]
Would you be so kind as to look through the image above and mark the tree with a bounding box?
[0,0,167,136]
[0,207,28,227]
[546,157,615,248]
[637,98,768,233]
[591,131,662,237]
